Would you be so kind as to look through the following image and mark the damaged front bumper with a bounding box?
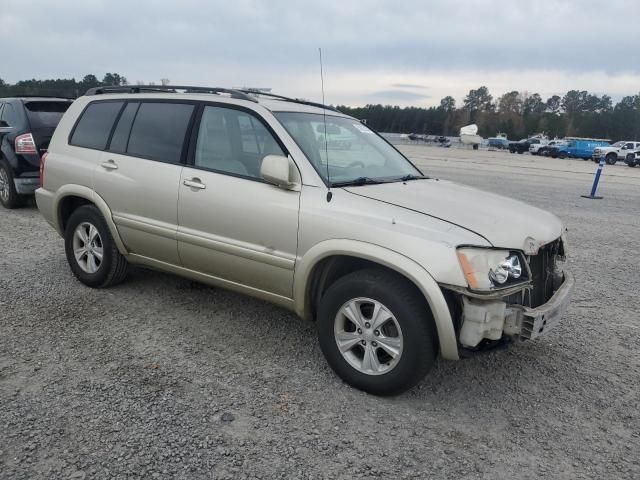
[451,271,574,351]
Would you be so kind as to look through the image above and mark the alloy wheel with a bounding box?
[333,297,403,375]
[0,168,9,202]
[72,222,104,274]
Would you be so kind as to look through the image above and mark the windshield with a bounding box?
[274,112,422,186]
[612,141,624,147]
[25,101,71,129]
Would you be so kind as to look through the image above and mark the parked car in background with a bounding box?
[0,96,73,208]
[565,138,610,160]
[35,85,573,395]
[488,133,509,150]
[592,141,640,165]
[508,138,531,154]
[538,140,566,157]
[624,149,640,167]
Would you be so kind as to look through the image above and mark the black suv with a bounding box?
[0,97,73,208]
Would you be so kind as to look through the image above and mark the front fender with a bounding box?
[294,239,459,360]
[47,184,129,255]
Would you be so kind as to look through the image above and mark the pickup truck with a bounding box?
[623,148,640,167]
[592,141,640,165]
[509,138,534,154]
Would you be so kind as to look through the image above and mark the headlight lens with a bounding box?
[457,248,526,290]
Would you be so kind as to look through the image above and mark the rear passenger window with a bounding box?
[109,102,139,153]
[71,101,123,150]
[126,102,194,163]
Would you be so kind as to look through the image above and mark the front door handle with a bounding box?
[101,160,118,170]
[183,178,206,190]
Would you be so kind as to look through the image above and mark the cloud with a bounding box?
[370,90,431,101]
[391,84,429,90]
[0,0,638,106]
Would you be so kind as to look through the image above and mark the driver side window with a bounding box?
[194,106,285,179]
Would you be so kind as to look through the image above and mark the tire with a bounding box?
[605,153,617,165]
[0,158,24,209]
[625,154,636,167]
[317,268,438,396]
[517,150,523,154]
[64,205,128,288]
[558,152,567,159]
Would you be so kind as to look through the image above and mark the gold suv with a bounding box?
[36,86,574,395]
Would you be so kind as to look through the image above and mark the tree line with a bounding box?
[0,74,128,99]
[338,86,640,141]
[2,75,638,141]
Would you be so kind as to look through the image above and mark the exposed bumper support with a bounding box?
[458,272,574,348]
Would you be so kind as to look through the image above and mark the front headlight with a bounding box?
[456,248,528,291]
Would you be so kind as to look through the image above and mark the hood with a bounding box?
[344,179,563,254]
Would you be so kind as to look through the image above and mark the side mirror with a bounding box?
[260,155,297,189]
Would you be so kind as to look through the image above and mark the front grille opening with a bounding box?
[526,239,564,308]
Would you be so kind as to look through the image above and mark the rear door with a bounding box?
[93,100,196,265]
[177,104,300,298]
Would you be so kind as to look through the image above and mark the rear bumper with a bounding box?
[14,175,40,195]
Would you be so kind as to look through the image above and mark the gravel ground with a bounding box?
[1,147,639,479]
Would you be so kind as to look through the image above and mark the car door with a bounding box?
[177,104,300,299]
[93,100,196,265]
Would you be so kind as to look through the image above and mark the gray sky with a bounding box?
[2,0,639,107]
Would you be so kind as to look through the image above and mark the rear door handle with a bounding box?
[101,160,118,170]
[183,178,206,190]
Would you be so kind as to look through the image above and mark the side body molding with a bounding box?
[293,239,459,360]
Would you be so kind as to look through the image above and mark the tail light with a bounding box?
[40,152,48,187]
[15,133,37,154]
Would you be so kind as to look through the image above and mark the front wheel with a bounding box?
[64,205,128,288]
[559,152,567,159]
[605,153,617,165]
[317,269,438,396]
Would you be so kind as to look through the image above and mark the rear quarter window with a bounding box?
[70,101,124,150]
[25,101,71,129]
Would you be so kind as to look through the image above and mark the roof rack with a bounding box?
[565,137,611,142]
[237,89,340,112]
[0,95,75,100]
[84,85,258,103]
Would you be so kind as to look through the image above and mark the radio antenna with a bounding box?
[319,47,332,202]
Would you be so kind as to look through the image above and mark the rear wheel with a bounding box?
[317,269,438,396]
[0,159,24,209]
[64,205,128,288]
[605,153,617,165]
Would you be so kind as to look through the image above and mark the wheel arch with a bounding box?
[294,239,459,360]
[52,185,128,255]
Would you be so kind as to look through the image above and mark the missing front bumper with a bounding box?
[457,272,574,348]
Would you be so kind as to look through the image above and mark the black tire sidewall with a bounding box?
[317,270,437,395]
[0,158,20,209]
[64,205,117,288]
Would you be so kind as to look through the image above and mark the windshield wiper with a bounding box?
[330,177,388,187]
[398,174,428,182]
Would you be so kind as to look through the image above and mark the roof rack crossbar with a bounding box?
[84,85,258,103]
[237,89,340,112]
